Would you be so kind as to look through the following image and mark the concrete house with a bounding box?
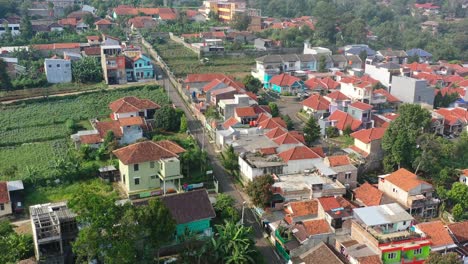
[0,182,12,217]
[161,189,216,237]
[269,73,305,94]
[349,127,386,163]
[101,45,127,85]
[323,155,358,189]
[378,168,439,218]
[390,76,434,106]
[325,91,351,114]
[218,94,255,120]
[414,221,457,254]
[376,50,408,64]
[132,54,154,80]
[0,17,20,36]
[320,110,362,135]
[302,94,330,119]
[109,96,160,120]
[278,146,324,174]
[44,58,72,83]
[113,140,186,199]
[339,77,374,104]
[406,48,433,63]
[365,62,403,88]
[460,169,468,186]
[347,101,374,128]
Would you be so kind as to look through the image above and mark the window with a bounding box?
[393,188,397,193]
[133,164,139,171]
[414,248,422,255]
[150,175,156,180]
[135,63,138,67]
[387,252,397,259]
[150,162,155,168]
[48,64,52,68]
[57,64,60,68]
[147,61,150,66]
[0,204,4,211]
[345,172,351,180]
[417,96,421,101]
[123,174,126,183]
[134,178,140,185]
[402,221,407,225]
[65,64,70,67]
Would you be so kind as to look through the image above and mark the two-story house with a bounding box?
[351,203,432,264]
[376,50,408,64]
[0,17,20,36]
[132,54,154,80]
[0,182,12,218]
[339,78,373,104]
[269,73,305,94]
[0,180,25,217]
[44,58,72,83]
[101,45,127,85]
[302,94,331,119]
[113,140,186,199]
[323,155,358,189]
[320,110,362,136]
[325,91,351,114]
[349,128,386,170]
[109,96,160,120]
[377,168,439,218]
[347,101,374,129]
[460,169,468,186]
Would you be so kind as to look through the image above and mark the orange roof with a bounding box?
[118,116,144,127]
[265,127,287,139]
[326,91,350,101]
[270,73,301,87]
[447,221,468,243]
[356,255,383,264]
[354,182,383,206]
[0,182,10,204]
[384,168,431,192]
[277,146,322,162]
[310,146,325,158]
[328,110,362,131]
[155,140,186,154]
[373,89,401,103]
[360,75,379,85]
[273,133,302,145]
[185,73,229,83]
[462,169,468,176]
[259,147,276,155]
[435,107,468,126]
[109,96,160,113]
[95,120,123,138]
[302,94,330,111]
[416,221,455,247]
[235,106,257,117]
[327,155,351,167]
[256,113,271,123]
[289,131,305,144]
[349,101,373,111]
[159,12,177,20]
[79,134,102,145]
[223,116,239,129]
[203,79,224,92]
[59,17,77,26]
[350,127,386,144]
[86,35,100,41]
[287,200,318,217]
[113,141,179,165]
[33,43,81,50]
[404,62,433,73]
[302,219,332,236]
[95,19,112,25]
[318,197,342,211]
[259,117,287,129]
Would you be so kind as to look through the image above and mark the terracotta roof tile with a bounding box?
[33,43,81,50]
[349,101,373,111]
[310,146,325,158]
[235,106,257,117]
[354,182,383,206]
[259,147,276,155]
[356,255,383,264]
[185,73,229,83]
[155,140,186,154]
[287,200,318,217]
[273,132,302,145]
[277,146,322,162]
[270,73,301,87]
[83,46,101,56]
[326,91,350,101]
[302,94,331,111]
[109,96,160,114]
[384,168,431,192]
[328,110,362,131]
[350,127,386,144]
[373,89,401,103]
[297,242,346,264]
[223,116,240,129]
[302,219,332,236]
[259,117,287,129]
[327,155,351,167]
[0,182,10,204]
[118,116,145,127]
[416,221,455,247]
[113,141,179,165]
[447,221,468,243]
[95,19,112,25]
[256,113,271,123]
[289,131,305,144]
[79,134,102,145]
[265,127,287,139]
[318,197,342,211]
[95,120,123,138]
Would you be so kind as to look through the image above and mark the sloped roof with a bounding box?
[318,196,342,211]
[447,221,468,243]
[235,106,257,117]
[270,73,301,87]
[406,48,432,58]
[161,189,216,224]
[95,19,112,25]
[118,116,144,127]
[95,120,123,138]
[109,96,160,113]
[185,73,229,83]
[80,134,102,145]
[287,200,318,217]
[326,91,350,101]
[273,132,302,145]
[296,242,346,264]
[384,168,431,192]
[328,110,362,131]
[349,101,373,111]
[416,221,455,248]
[259,117,287,129]
[327,155,351,167]
[265,127,287,139]
[223,116,240,129]
[155,140,186,154]
[354,182,383,206]
[302,219,332,236]
[0,182,10,204]
[373,89,401,103]
[113,141,179,165]
[277,146,322,162]
[302,94,330,111]
[350,127,386,144]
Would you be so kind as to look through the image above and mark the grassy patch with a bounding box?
[331,135,354,148]
[24,178,117,209]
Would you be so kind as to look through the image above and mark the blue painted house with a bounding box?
[269,73,305,94]
[161,189,216,237]
[132,54,154,80]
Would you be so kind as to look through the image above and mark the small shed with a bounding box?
[98,165,120,182]
[7,180,25,214]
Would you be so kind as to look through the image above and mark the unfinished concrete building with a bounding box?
[30,202,78,264]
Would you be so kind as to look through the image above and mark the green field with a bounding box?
[153,40,255,78]
[0,85,169,181]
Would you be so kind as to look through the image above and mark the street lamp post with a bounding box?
[241,201,247,225]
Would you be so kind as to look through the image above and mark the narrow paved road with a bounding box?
[159,75,283,264]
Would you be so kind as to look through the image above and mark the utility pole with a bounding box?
[241,201,247,225]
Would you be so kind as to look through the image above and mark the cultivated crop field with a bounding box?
[0,85,169,180]
[154,40,255,78]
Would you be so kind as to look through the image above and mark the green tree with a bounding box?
[231,12,251,31]
[343,18,367,44]
[82,13,95,28]
[214,193,240,222]
[282,114,294,130]
[303,116,321,146]
[268,102,279,117]
[318,55,327,73]
[246,174,274,206]
[221,145,239,175]
[447,182,468,210]
[0,59,12,90]
[407,54,420,64]
[72,57,103,83]
[205,106,220,120]
[0,220,34,263]
[426,252,459,264]
[452,203,464,221]
[154,105,180,131]
[179,114,188,133]
[382,104,431,172]
[20,15,33,39]
[242,75,262,94]
[326,126,338,138]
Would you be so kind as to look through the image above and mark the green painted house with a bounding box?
[161,189,216,237]
[113,140,186,199]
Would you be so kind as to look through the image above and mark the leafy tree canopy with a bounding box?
[246,174,274,206]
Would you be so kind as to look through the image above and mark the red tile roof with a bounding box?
[33,43,81,50]
[435,107,468,126]
[235,106,257,117]
[310,146,325,158]
[273,132,302,145]
[302,94,330,111]
[109,96,160,113]
[259,117,287,129]
[326,91,350,101]
[328,110,362,131]
[270,73,301,87]
[118,116,145,127]
[86,35,100,41]
[373,89,401,103]
[350,127,386,144]
[416,221,455,247]
[349,101,373,111]
[58,17,77,26]
[128,16,155,28]
[95,19,112,25]
[414,3,440,9]
[278,146,322,162]
[384,168,431,192]
[303,219,332,236]
[327,155,351,167]
[223,116,239,129]
[354,182,383,206]
[95,120,123,138]
[185,73,229,83]
[0,182,10,204]
[447,221,468,243]
[322,77,340,90]
[113,140,180,165]
[79,134,102,145]
[287,200,318,217]
[83,46,101,56]
[404,62,433,73]
[265,127,287,139]
[289,131,305,144]
[318,197,342,211]
[356,255,383,264]
[155,140,186,154]
[256,113,271,123]
[259,147,277,155]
